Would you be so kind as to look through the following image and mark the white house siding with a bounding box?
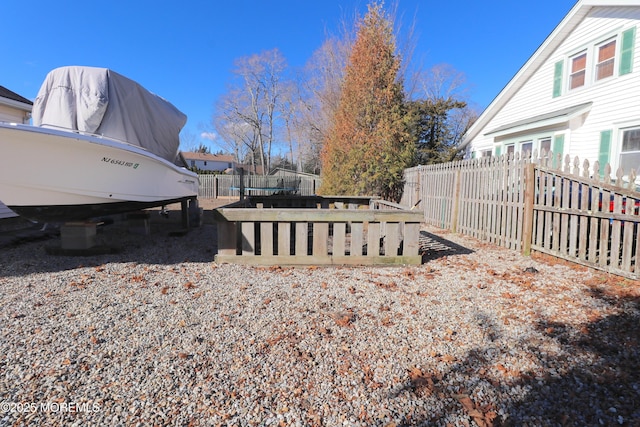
[470,6,640,175]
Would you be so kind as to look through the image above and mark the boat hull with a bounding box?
[0,122,199,222]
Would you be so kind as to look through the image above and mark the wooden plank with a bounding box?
[295,222,308,256]
[278,222,291,256]
[522,163,535,256]
[543,172,554,250]
[241,222,255,255]
[260,222,273,256]
[577,180,589,261]
[569,178,580,257]
[351,222,364,256]
[588,184,600,264]
[214,254,422,266]
[536,168,545,249]
[559,176,570,256]
[620,215,634,272]
[215,208,423,223]
[216,221,237,256]
[384,222,400,257]
[333,222,346,256]
[367,222,381,256]
[599,188,612,267]
[610,191,623,269]
[403,222,420,256]
[313,222,329,256]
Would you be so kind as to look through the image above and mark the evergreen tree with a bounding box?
[407,98,468,164]
[319,2,414,202]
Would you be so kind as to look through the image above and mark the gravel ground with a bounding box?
[1,203,639,426]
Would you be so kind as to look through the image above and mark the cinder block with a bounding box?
[127,212,151,235]
[60,222,97,249]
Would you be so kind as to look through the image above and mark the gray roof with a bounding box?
[0,85,33,105]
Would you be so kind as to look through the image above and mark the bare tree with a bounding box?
[213,103,255,166]
[213,49,288,175]
[235,49,287,174]
[292,31,353,174]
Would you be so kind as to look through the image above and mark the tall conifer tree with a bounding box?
[319,2,413,201]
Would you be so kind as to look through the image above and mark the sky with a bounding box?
[1,0,578,151]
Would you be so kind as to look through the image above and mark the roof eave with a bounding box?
[460,0,593,149]
[0,97,33,113]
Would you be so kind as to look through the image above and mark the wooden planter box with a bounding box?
[213,196,423,266]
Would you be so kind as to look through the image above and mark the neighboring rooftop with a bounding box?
[0,85,33,106]
[181,152,236,163]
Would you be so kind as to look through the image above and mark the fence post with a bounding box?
[239,167,246,201]
[521,162,535,256]
[451,169,461,233]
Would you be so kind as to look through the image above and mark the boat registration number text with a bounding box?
[102,157,140,169]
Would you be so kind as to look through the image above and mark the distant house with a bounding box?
[179,151,268,175]
[180,152,237,173]
[461,0,640,181]
[0,86,33,220]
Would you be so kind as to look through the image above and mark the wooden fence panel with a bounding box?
[214,197,423,265]
[198,174,321,199]
[406,152,640,279]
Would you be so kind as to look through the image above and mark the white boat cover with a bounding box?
[32,66,186,162]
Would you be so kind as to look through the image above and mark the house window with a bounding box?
[539,137,552,155]
[190,160,195,167]
[569,51,587,89]
[596,39,616,81]
[620,127,640,175]
[481,150,492,157]
[554,27,636,97]
[521,141,533,157]
[505,144,515,157]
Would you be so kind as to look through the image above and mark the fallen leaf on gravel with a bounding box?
[408,367,435,395]
[331,310,355,327]
[455,394,493,427]
[402,269,415,279]
[440,354,456,363]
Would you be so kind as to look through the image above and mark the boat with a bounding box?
[0,66,199,223]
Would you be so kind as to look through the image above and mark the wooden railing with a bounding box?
[213,196,423,266]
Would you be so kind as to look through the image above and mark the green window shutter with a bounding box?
[495,146,501,157]
[553,134,565,168]
[619,27,636,76]
[553,60,564,98]
[599,130,612,174]
[471,151,477,159]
